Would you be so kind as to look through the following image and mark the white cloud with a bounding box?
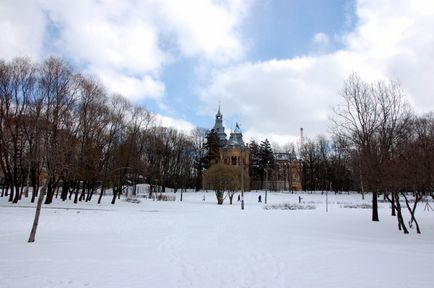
[313,33,330,45]
[154,114,195,135]
[1,0,251,103]
[153,0,250,63]
[96,70,166,102]
[200,53,379,139]
[200,0,434,144]
[0,0,45,60]
[345,0,434,113]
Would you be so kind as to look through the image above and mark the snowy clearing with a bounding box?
[1,192,434,288]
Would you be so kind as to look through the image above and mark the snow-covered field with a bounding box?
[1,191,434,288]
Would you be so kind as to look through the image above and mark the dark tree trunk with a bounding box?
[1,180,5,197]
[44,179,56,204]
[402,192,422,234]
[8,185,14,202]
[391,193,396,216]
[395,194,409,234]
[372,191,379,221]
[69,183,78,200]
[61,180,69,201]
[79,181,86,202]
[98,185,105,204]
[86,186,94,202]
[74,183,79,204]
[13,183,20,203]
[111,185,121,204]
[31,184,38,203]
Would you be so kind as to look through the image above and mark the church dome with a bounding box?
[227,123,245,148]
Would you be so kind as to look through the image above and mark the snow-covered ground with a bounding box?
[1,191,434,288]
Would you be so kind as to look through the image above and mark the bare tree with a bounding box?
[333,73,413,223]
[333,73,381,220]
[97,94,127,204]
[0,58,37,203]
[39,57,78,204]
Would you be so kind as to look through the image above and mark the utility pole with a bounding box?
[265,161,269,204]
[241,164,244,210]
[326,182,332,213]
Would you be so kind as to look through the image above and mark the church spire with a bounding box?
[216,104,222,119]
[213,105,227,147]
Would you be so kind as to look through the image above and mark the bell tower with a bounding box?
[213,105,227,147]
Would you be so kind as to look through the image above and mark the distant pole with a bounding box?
[265,161,269,204]
[241,164,244,210]
[326,182,331,213]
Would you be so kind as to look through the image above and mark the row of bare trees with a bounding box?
[297,136,352,193]
[0,57,197,204]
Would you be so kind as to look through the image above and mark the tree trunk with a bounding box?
[372,191,379,222]
[86,186,94,202]
[31,183,38,203]
[79,181,86,201]
[60,180,69,201]
[44,179,56,204]
[8,185,14,202]
[13,183,20,203]
[73,184,79,204]
[216,191,224,205]
[111,186,120,204]
[391,193,396,216]
[28,179,48,243]
[395,194,409,234]
[98,185,105,204]
[402,192,421,234]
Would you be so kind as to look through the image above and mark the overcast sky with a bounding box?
[1,0,433,145]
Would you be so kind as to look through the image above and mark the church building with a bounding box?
[207,106,302,192]
[210,107,251,191]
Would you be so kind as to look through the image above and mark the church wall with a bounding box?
[220,147,251,191]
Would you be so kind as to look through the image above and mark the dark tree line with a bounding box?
[299,136,352,193]
[0,57,198,204]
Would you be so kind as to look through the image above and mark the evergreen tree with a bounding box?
[258,139,275,188]
[203,129,220,168]
[249,140,261,182]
